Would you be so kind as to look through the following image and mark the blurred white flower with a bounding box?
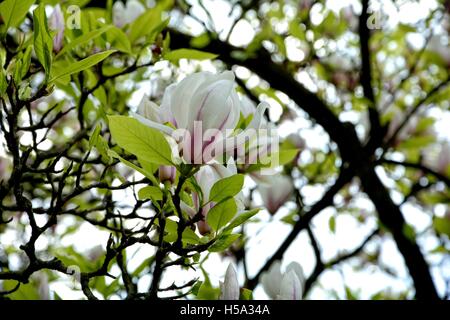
[261,261,304,300]
[113,0,145,28]
[257,174,293,214]
[219,263,240,300]
[86,245,104,262]
[436,143,450,175]
[33,272,49,300]
[428,35,450,66]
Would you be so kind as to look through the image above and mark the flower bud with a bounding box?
[158,165,176,184]
[219,263,240,300]
[49,5,64,53]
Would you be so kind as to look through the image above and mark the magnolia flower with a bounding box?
[261,261,304,300]
[240,95,258,119]
[113,0,145,28]
[219,263,240,300]
[159,165,176,183]
[428,35,450,66]
[133,71,267,164]
[436,143,450,175]
[0,156,11,180]
[299,0,314,11]
[340,5,358,32]
[86,245,104,262]
[33,272,50,300]
[181,160,242,234]
[49,5,64,53]
[385,109,419,144]
[236,95,280,172]
[258,174,293,215]
[425,143,450,175]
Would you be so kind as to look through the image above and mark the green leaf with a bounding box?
[223,208,260,233]
[434,217,450,238]
[196,281,220,300]
[182,228,200,245]
[206,198,237,232]
[89,123,102,148]
[33,4,53,80]
[164,49,218,64]
[329,215,336,233]
[0,67,7,96]
[208,174,244,204]
[107,149,158,186]
[138,186,163,201]
[55,25,113,59]
[0,0,35,32]
[240,288,253,300]
[129,8,162,43]
[50,50,116,82]
[208,233,241,252]
[107,27,132,53]
[108,115,173,166]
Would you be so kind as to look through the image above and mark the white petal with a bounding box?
[277,270,302,300]
[130,111,174,136]
[261,261,283,299]
[137,96,161,121]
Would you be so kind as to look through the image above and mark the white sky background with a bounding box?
[0,0,449,300]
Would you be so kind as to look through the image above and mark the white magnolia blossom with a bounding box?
[261,261,305,300]
[257,174,294,214]
[0,156,11,180]
[33,272,50,300]
[219,263,240,300]
[49,4,64,53]
[133,71,268,164]
[86,245,104,262]
[424,142,450,175]
[436,143,450,175]
[428,35,450,66]
[113,0,146,28]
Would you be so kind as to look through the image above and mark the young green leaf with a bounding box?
[55,25,113,59]
[108,115,173,166]
[208,233,241,252]
[33,4,53,80]
[107,27,132,53]
[206,198,237,232]
[138,186,163,201]
[209,174,244,204]
[107,149,158,186]
[163,49,218,64]
[129,8,162,43]
[0,0,35,32]
[223,208,260,233]
[50,50,116,82]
